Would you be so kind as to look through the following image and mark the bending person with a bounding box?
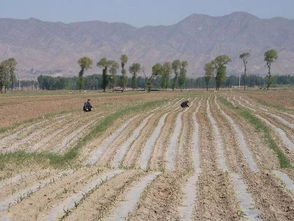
[83,99,93,112]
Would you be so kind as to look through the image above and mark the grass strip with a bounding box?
[219,97,292,168]
[0,99,166,168]
[251,96,294,114]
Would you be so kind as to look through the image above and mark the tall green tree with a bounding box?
[129,63,141,90]
[264,49,278,90]
[214,55,231,90]
[0,62,8,93]
[204,61,215,91]
[178,61,188,90]
[5,58,17,90]
[147,63,162,92]
[120,54,128,91]
[161,62,171,89]
[97,58,112,92]
[0,58,17,93]
[77,57,92,91]
[171,60,181,91]
[239,52,250,90]
[109,60,119,90]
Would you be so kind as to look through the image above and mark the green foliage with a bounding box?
[97,58,113,92]
[213,55,231,90]
[120,54,128,90]
[204,62,215,90]
[171,60,181,90]
[78,57,93,71]
[0,58,18,93]
[220,97,291,168]
[120,54,128,67]
[215,65,226,90]
[35,73,294,91]
[77,57,92,91]
[264,49,278,90]
[146,63,162,92]
[129,63,141,89]
[239,52,250,90]
[109,61,119,89]
[264,49,278,64]
[161,62,171,89]
[178,61,188,90]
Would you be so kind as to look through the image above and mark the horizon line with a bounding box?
[0,11,293,28]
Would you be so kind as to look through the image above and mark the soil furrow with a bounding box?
[165,110,184,171]
[230,173,261,220]
[110,114,154,169]
[232,96,294,152]
[53,118,101,153]
[216,98,259,172]
[149,111,177,171]
[63,170,143,221]
[178,100,202,221]
[273,170,294,193]
[0,168,103,219]
[45,169,124,221]
[105,172,161,221]
[85,117,136,166]
[138,113,168,170]
[207,97,228,171]
[240,96,294,124]
[0,170,73,212]
[209,97,263,220]
[0,173,31,190]
[217,96,294,220]
[195,97,239,221]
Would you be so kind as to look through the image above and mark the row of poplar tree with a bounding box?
[0,58,17,93]
[204,49,279,90]
[77,55,188,92]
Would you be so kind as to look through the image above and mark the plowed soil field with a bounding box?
[0,89,293,221]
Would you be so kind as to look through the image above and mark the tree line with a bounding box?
[1,49,293,92]
[77,55,189,92]
[204,49,279,90]
[37,73,294,90]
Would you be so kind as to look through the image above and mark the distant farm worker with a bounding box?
[83,99,93,112]
[181,100,189,108]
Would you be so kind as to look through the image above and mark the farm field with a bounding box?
[0,89,294,220]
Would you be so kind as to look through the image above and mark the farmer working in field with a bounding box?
[83,99,93,112]
[181,100,189,108]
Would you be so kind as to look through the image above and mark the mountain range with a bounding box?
[1,12,294,79]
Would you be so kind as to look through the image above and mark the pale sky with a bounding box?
[0,0,293,26]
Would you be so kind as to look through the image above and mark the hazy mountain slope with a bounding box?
[0,12,294,79]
